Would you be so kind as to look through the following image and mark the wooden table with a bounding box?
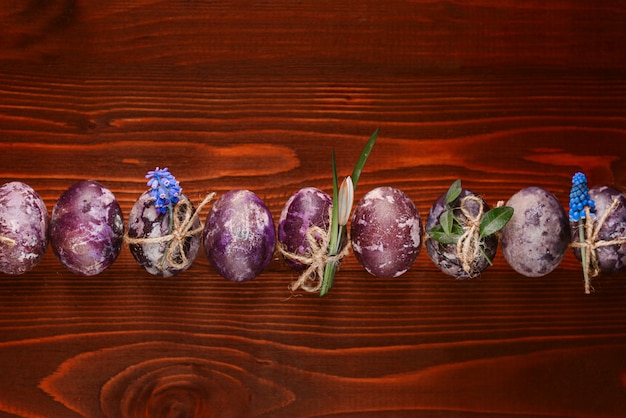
[2,1,626,417]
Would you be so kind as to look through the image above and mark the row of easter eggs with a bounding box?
[1,180,625,282]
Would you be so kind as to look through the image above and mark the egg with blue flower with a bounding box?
[570,186,626,274]
[127,167,202,277]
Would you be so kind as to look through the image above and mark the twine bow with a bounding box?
[572,197,626,294]
[125,193,215,271]
[455,195,487,277]
[278,210,350,293]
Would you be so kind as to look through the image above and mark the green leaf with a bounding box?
[440,208,454,235]
[428,224,463,245]
[321,129,378,297]
[479,247,493,266]
[350,128,378,192]
[445,179,462,205]
[479,206,514,238]
[320,150,341,297]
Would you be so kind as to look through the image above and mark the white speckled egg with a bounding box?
[0,182,49,275]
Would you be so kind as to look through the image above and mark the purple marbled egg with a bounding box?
[351,186,422,278]
[425,188,497,279]
[127,191,201,277]
[501,186,570,277]
[50,180,124,276]
[0,182,49,275]
[571,186,626,274]
[278,187,332,271]
[203,190,276,282]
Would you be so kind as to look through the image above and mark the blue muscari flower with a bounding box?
[569,172,595,222]
[145,167,181,214]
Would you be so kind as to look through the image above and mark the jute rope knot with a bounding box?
[571,197,626,294]
[0,236,16,247]
[125,192,215,271]
[456,195,486,276]
[278,209,350,293]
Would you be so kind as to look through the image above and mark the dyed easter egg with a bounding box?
[50,180,124,276]
[571,186,626,274]
[351,186,422,278]
[425,188,497,279]
[501,187,570,277]
[127,191,202,277]
[277,187,332,271]
[203,190,275,282]
[0,182,49,275]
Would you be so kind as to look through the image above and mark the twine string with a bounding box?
[125,192,215,271]
[455,195,485,276]
[278,209,350,293]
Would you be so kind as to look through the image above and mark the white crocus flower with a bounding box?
[337,176,354,227]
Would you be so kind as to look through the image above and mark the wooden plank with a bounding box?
[1,1,626,417]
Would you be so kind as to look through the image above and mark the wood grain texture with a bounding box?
[1,1,626,417]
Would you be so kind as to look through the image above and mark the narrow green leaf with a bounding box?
[350,128,378,192]
[479,206,514,238]
[480,247,493,266]
[445,179,462,205]
[440,209,454,235]
[320,150,340,297]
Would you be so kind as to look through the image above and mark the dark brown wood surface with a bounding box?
[2,1,626,417]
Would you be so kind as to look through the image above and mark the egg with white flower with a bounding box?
[278,187,332,271]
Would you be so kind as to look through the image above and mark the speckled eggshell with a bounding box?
[278,187,332,271]
[203,190,276,282]
[501,186,570,277]
[0,182,49,275]
[350,186,422,278]
[50,180,124,276]
[425,188,497,279]
[127,191,201,277]
[571,186,626,274]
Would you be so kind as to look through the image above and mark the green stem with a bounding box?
[159,204,175,269]
[320,153,341,297]
[320,225,346,297]
[319,129,378,297]
[578,220,590,293]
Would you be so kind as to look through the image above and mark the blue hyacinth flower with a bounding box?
[568,172,595,222]
[145,167,182,214]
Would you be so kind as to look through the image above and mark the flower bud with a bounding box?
[337,176,354,226]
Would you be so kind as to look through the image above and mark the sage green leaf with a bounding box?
[479,206,514,238]
[351,128,378,192]
[428,224,463,245]
[445,179,462,205]
[440,208,454,235]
